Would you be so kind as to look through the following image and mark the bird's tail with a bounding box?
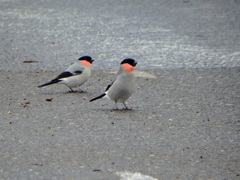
[89,93,106,102]
[38,79,61,88]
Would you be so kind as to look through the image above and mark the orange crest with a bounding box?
[122,63,135,72]
[81,60,92,67]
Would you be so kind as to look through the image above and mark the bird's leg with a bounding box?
[68,87,77,93]
[123,102,132,110]
[114,102,119,110]
[78,88,85,93]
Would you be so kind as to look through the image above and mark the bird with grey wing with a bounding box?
[38,56,94,92]
[90,58,137,110]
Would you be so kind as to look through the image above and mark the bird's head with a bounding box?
[78,56,94,67]
[121,58,137,72]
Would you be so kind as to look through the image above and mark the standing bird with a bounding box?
[38,56,94,92]
[90,58,137,110]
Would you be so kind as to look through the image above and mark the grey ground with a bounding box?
[0,0,240,180]
[1,69,240,179]
[1,0,240,71]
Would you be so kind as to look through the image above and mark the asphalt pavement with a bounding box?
[1,0,240,71]
[0,0,240,180]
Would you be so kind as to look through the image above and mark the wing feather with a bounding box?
[54,71,73,80]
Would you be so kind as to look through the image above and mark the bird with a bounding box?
[90,58,137,110]
[38,56,94,92]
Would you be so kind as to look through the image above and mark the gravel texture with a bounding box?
[1,68,239,179]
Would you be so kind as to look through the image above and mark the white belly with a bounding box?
[61,70,91,88]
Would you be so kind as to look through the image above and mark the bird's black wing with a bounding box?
[105,84,112,91]
[54,71,73,80]
[105,76,117,91]
[74,70,83,74]
[54,70,82,80]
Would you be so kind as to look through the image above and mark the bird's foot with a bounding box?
[68,90,78,93]
[123,107,132,110]
[68,88,85,93]
[112,107,119,111]
[122,102,132,110]
[77,89,85,93]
